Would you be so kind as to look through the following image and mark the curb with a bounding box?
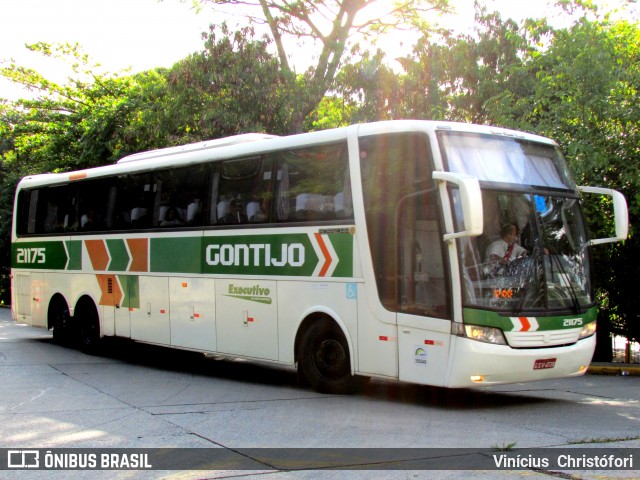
[587,363,640,376]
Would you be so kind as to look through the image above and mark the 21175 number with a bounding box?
[16,247,46,264]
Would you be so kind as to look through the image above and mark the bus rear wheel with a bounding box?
[48,296,72,345]
[75,299,102,355]
[299,321,354,394]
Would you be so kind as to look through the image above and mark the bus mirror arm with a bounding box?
[578,186,629,246]
[432,171,484,242]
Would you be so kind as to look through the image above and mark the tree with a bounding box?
[197,0,450,132]
[329,1,539,125]
[0,43,142,302]
[161,24,289,138]
[0,42,143,172]
[389,2,543,124]
[332,49,401,123]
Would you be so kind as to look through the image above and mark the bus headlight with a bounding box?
[452,323,507,345]
[579,321,596,339]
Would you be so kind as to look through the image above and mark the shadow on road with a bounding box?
[35,336,558,410]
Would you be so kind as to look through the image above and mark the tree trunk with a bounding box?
[593,314,613,362]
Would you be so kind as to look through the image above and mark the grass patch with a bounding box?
[568,435,640,445]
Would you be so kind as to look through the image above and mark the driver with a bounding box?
[486,223,527,276]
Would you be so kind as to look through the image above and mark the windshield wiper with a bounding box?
[512,244,542,315]
[549,253,581,313]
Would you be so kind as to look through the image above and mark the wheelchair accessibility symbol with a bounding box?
[346,283,357,300]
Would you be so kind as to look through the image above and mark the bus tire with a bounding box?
[75,298,102,355]
[298,320,354,394]
[48,296,72,345]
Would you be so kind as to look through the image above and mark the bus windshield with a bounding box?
[438,131,592,313]
[438,130,575,190]
[455,190,592,313]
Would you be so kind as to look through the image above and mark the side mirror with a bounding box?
[578,186,629,246]
[433,171,483,242]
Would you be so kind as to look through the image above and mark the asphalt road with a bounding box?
[0,307,638,479]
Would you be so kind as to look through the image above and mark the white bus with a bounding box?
[11,121,628,393]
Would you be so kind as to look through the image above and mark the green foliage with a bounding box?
[304,96,352,131]
[1,42,139,172]
[163,24,289,138]
[508,17,640,345]
[334,50,402,122]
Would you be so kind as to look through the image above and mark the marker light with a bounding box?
[470,375,485,383]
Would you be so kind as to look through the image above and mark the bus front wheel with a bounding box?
[299,321,354,394]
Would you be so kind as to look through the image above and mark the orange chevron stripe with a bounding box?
[85,240,109,271]
[126,238,148,272]
[95,274,123,307]
[314,233,332,277]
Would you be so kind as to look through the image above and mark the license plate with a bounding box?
[533,358,557,370]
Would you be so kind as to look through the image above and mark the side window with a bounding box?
[155,165,208,228]
[272,142,353,223]
[16,189,38,235]
[77,179,115,232]
[17,185,78,235]
[41,185,78,233]
[213,156,272,225]
[360,133,450,318]
[15,189,28,235]
[110,173,155,230]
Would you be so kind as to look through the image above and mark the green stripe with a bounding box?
[12,241,67,270]
[119,275,140,309]
[463,307,598,331]
[13,231,355,278]
[65,241,82,270]
[151,237,202,274]
[106,239,129,271]
[327,233,353,277]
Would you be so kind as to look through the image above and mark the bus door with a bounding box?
[396,191,452,386]
[13,272,45,327]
